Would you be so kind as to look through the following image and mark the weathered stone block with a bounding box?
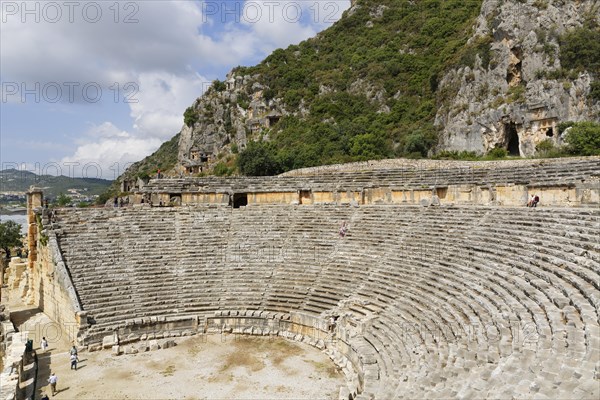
[149,340,160,351]
[102,335,115,349]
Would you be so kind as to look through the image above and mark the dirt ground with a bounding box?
[34,333,344,400]
[5,287,344,400]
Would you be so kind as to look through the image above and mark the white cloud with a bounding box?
[61,122,163,180]
[130,71,209,139]
[0,1,207,85]
[2,0,351,178]
[240,1,350,47]
[59,68,211,179]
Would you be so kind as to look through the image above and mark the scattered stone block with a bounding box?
[149,340,160,351]
[88,344,102,352]
[102,335,115,349]
[137,343,149,352]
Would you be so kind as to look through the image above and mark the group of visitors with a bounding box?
[39,341,79,397]
[113,197,130,208]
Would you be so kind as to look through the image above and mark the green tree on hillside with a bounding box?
[237,141,282,176]
[184,107,199,127]
[564,121,600,156]
[0,220,22,259]
[559,20,600,101]
[559,20,600,75]
[56,193,72,207]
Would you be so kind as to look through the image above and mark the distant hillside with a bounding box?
[0,169,112,199]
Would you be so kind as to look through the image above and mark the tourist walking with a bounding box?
[48,373,58,396]
[70,353,78,370]
[40,337,48,352]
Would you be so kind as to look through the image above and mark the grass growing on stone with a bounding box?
[309,360,340,379]
[161,365,176,377]
[219,347,265,373]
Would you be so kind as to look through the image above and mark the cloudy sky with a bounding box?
[0,0,350,179]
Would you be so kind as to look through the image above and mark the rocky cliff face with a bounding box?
[435,0,600,156]
[150,0,599,179]
[177,73,290,174]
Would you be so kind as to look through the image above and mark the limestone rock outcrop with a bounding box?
[169,0,600,177]
[177,73,287,174]
[436,0,600,156]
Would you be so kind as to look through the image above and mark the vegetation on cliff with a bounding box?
[559,18,600,101]
[233,0,485,174]
[119,134,180,182]
[116,0,599,181]
[561,121,600,156]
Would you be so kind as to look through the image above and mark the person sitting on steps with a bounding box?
[339,222,348,237]
[531,195,539,207]
[527,194,540,207]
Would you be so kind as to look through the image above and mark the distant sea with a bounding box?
[0,213,28,235]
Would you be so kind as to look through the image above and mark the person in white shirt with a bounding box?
[40,337,48,352]
[48,373,58,395]
[70,353,78,370]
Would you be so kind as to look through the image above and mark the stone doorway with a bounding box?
[233,193,248,208]
[505,123,520,156]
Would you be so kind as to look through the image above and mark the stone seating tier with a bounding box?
[141,157,600,193]
[50,204,599,399]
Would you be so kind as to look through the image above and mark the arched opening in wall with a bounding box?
[233,193,248,208]
[505,123,520,156]
[546,128,554,137]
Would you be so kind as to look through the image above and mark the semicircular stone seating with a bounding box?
[52,203,600,399]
